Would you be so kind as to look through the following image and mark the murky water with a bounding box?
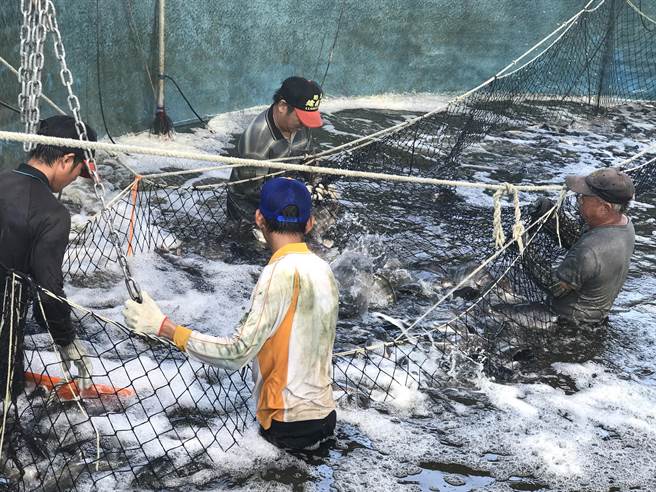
[54,96,656,490]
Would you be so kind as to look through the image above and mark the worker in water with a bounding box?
[531,167,635,327]
[226,76,324,224]
[124,177,339,450]
[0,115,96,402]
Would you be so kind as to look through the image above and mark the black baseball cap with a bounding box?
[277,76,323,128]
[565,167,634,204]
[37,115,97,178]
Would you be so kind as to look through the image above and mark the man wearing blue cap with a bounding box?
[123,177,339,450]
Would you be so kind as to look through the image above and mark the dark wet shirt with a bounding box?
[0,163,74,346]
[551,219,635,325]
[227,105,312,220]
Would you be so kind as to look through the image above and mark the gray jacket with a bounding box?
[227,105,312,220]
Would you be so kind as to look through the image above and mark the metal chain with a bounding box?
[17,0,31,122]
[18,0,143,302]
[18,0,48,151]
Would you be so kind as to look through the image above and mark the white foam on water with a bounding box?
[321,93,454,114]
[104,93,453,180]
[42,93,656,490]
[68,250,258,336]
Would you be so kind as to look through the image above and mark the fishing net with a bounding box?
[1,0,656,489]
[0,266,254,490]
[324,0,656,180]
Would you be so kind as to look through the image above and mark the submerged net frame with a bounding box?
[0,0,654,489]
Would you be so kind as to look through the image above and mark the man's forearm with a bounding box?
[157,317,263,371]
[159,317,178,341]
[36,297,75,346]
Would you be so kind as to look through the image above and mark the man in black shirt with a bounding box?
[0,115,97,401]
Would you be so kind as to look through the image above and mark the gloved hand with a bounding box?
[59,338,93,390]
[122,291,167,336]
[306,182,338,203]
[529,197,555,221]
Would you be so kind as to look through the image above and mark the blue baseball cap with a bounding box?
[259,177,312,223]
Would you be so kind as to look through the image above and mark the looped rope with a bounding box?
[492,185,507,248]
[492,183,527,252]
[511,185,525,253]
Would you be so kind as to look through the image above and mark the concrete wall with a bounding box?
[0,0,586,140]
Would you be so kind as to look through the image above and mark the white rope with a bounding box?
[618,141,656,168]
[0,53,66,115]
[623,152,656,173]
[2,131,567,246]
[493,185,508,249]
[0,276,16,466]
[554,187,568,248]
[0,130,564,192]
[491,182,536,251]
[625,0,656,25]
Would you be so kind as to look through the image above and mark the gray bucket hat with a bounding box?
[565,167,634,204]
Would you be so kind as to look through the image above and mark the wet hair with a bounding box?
[272,89,295,114]
[28,145,85,168]
[263,205,307,234]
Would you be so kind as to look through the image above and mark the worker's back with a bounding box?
[252,243,338,430]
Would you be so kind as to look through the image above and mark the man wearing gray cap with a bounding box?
[547,167,635,326]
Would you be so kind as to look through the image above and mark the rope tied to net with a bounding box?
[554,186,568,248]
[492,182,526,252]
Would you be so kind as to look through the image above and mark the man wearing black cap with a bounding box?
[124,177,339,450]
[227,76,324,223]
[0,115,97,401]
[532,167,635,326]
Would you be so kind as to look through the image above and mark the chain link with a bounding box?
[18,1,31,121]
[17,0,143,303]
[18,0,49,151]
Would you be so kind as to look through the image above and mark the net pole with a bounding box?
[157,0,166,111]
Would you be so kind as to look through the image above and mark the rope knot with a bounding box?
[492,182,525,252]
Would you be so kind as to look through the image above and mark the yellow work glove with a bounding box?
[122,291,167,336]
[59,338,93,390]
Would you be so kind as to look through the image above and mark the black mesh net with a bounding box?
[0,267,253,490]
[1,0,656,489]
[325,0,656,180]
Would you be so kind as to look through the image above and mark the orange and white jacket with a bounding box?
[172,243,338,429]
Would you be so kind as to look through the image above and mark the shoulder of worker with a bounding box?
[2,167,68,221]
[578,221,634,252]
[238,107,277,159]
[268,245,333,279]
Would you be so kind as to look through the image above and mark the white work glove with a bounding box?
[122,291,167,336]
[59,338,93,390]
[306,183,338,203]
